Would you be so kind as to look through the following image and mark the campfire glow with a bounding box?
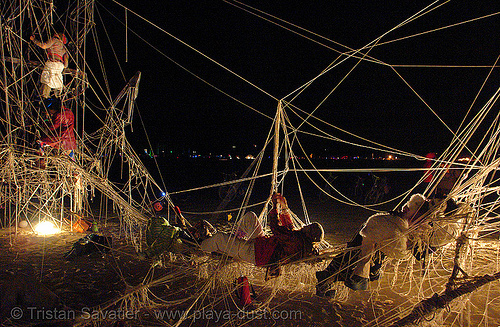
[34,221,60,235]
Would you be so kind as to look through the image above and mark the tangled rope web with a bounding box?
[106,89,500,327]
[1,1,500,327]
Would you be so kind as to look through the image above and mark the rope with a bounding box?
[2,2,500,327]
[389,272,500,327]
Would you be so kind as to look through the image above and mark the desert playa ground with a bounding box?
[0,216,385,327]
[1,196,500,327]
[1,158,500,327]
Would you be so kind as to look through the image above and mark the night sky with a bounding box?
[90,0,499,157]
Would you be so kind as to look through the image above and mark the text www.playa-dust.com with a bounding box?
[152,308,303,323]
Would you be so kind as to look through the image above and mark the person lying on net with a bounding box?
[316,193,430,296]
[200,193,324,279]
[140,199,216,259]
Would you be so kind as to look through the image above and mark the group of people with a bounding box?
[30,31,76,163]
[200,188,458,296]
[198,192,437,295]
[144,187,464,298]
[28,31,464,296]
[27,25,462,300]
[200,193,324,279]
[229,157,461,295]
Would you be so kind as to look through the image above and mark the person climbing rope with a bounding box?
[31,32,68,99]
[36,98,76,167]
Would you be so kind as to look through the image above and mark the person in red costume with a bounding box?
[423,152,437,184]
[201,193,324,278]
[37,98,76,164]
[422,152,462,200]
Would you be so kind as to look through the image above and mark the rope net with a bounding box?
[1,1,499,326]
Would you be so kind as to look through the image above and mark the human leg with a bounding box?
[344,237,374,290]
[351,237,374,279]
[200,232,256,264]
[41,83,51,99]
[316,232,364,296]
[235,211,265,240]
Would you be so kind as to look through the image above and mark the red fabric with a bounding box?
[254,236,278,267]
[41,107,76,151]
[253,208,305,267]
[423,152,436,183]
[236,276,252,307]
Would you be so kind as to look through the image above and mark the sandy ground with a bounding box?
[1,159,500,326]
[0,226,374,327]
[0,202,380,327]
[1,205,500,327]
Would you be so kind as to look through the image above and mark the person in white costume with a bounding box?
[31,32,68,99]
[347,194,430,290]
[316,194,430,295]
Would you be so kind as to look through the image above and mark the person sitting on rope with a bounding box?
[200,192,324,279]
[36,98,76,166]
[30,32,68,99]
[141,212,187,259]
[316,193,430,295]
[140,199,216,259]
[434,164,462,200]
[410,196,471,261]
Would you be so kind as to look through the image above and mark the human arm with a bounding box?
[269,193,294,235]
[30,35,56,50]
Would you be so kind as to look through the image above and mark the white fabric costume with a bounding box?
[31,34,67,98]
[352,194,427,279]
[200,211,264,264]
[41,61,65,90]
